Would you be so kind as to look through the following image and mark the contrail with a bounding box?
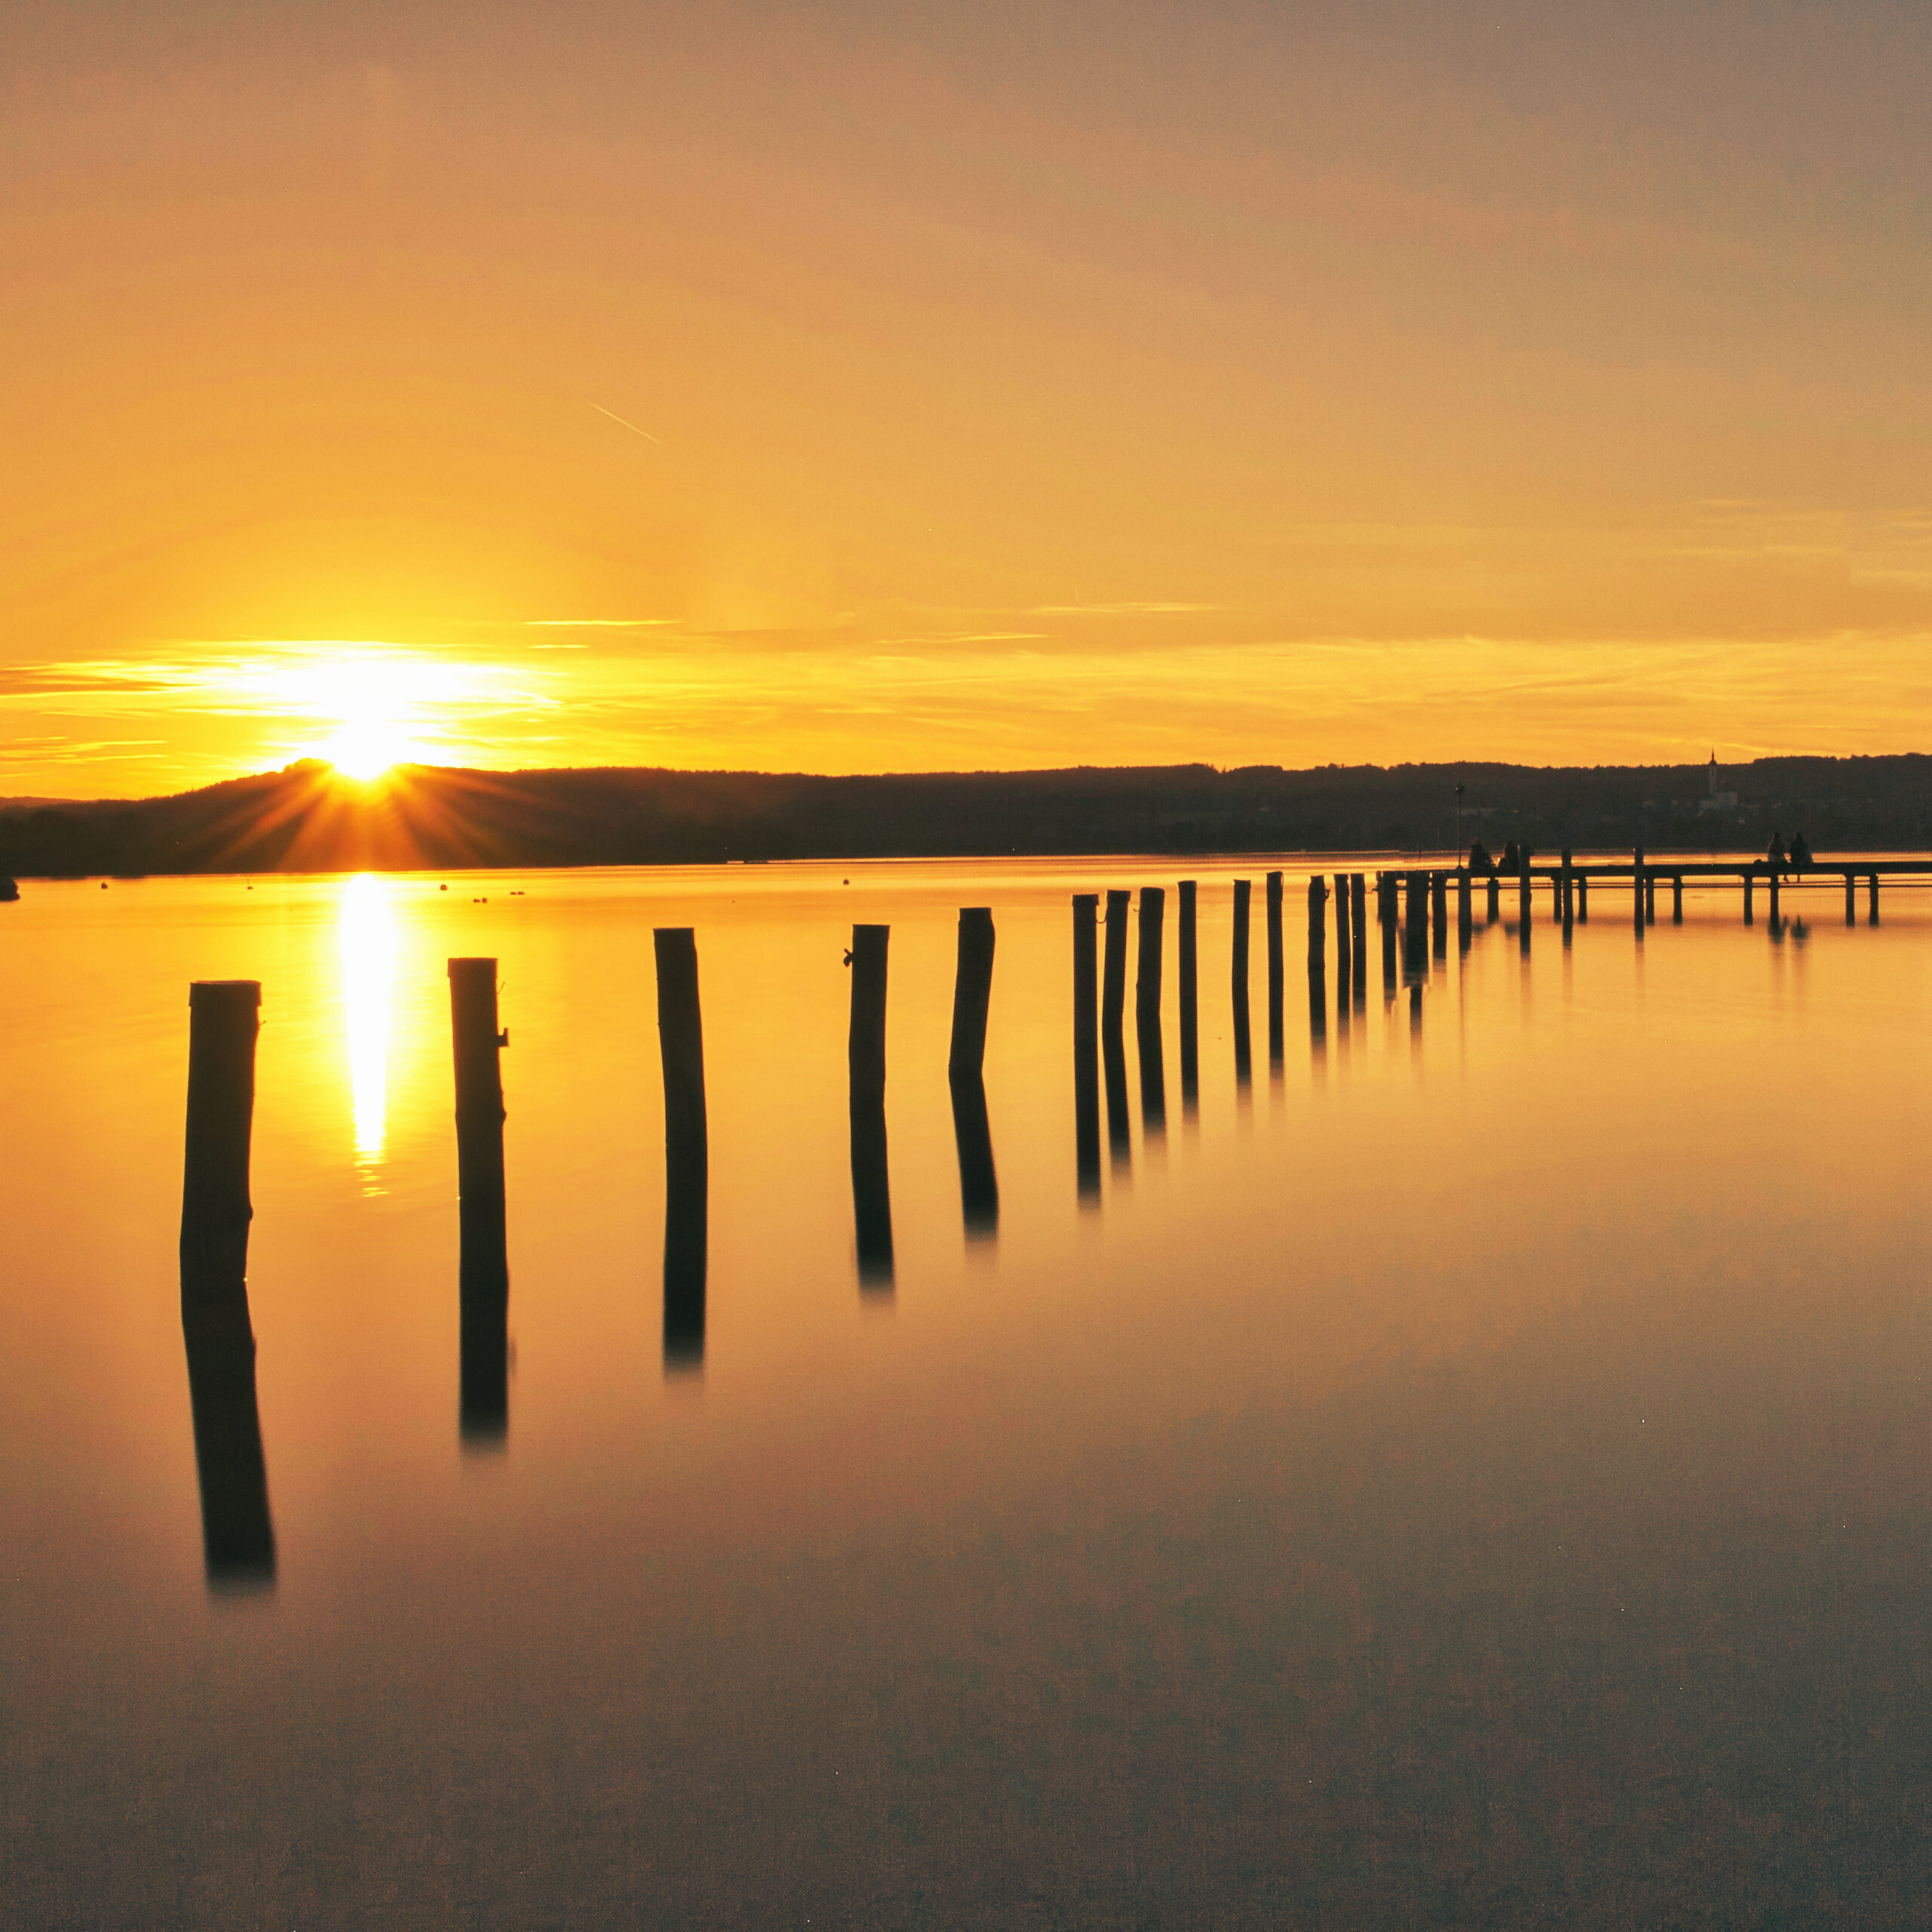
[589,400,662,445]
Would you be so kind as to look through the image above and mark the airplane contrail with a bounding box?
[589,400,663,445]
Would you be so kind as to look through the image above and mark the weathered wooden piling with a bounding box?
[1645,874,1657,924]
[1073,897,1101,1201]
[1486,872,1500,921]
[949,907,997,1081]
[1178,880,1198,1111]
[849,924,889,1103]
[1333,872,1351,983]
[1869,872,1881,924]
[1768,872,1782,921]
[849,924,894,1286]
[1844,873,1857,926]
[1743,872,1755,923]
[1578,874,1589,921]
[1232,878,1253,1086]
[1517,853,1531,928]
[1633,848,1646,936]
[1404,869,1428,982]
[1560,848,1574,924]
[1266,871,1284,1069]
[1457,870,1472,947]
[449,958,510,1441]
[654,928,708,1366]
[180,979,274,1584]
[1379,874,1398,1001]
[1136,888,1164,1033]
[1103,890,1131,1032]
[181,980,262,1290]
[1431,871,1447,956]
[1672,874,1683,924]
[1350,874,1368,1006]
[1307,874,1328,1044]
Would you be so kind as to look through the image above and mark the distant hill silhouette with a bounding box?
[2,755,1929,877]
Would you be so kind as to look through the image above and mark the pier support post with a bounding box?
[1430,871,1447,957]
[1744,873,1755,923]
[1869,872,1881,925]
[1768,873,1781,923]
[1672,875,1683,924]
[1633,848,1646,937]
[1404,869,1428,983]
[1379,875,1398,1001]
[1102,890,1130,1032]
[1307,874,1328,1044]
[1333,872,1351,988]
[654,929,708,1367]
[849,924,894,1284]
[180,979,275,1583]
[449,959,509,1439]
[1073,896,1101,1201]
[1560,849,1574,942]
[1135,888,1164,1034]
[1457,869,1472,949]
[1266,871,1284,1069]
[949,907,997,1080]
[1486,872,1500,921]
[1844,873,1856,927]
[1178,880,1198,1110]
[1517,855,1531,928]
[1231,878,1253,1090]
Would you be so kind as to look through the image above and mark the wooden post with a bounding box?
[449,958,509,1441]
[1844,873,1856,927]
[1672,874,1683,924]
[1768,872,1781,922]
[1178,880,1198,1112]
[1404,869,1427,982]
[1744,872,1755,923]
[181,980,262,1290]
[654,928,707,1366]
[1486,872,1500,921]
[1232,878,1252,1086]
[1332,872,1350,985]
[1073,896,1100,1202]
[1136,887,1164,1033]
[849,924,894,1285]
[1633,847,1645,936]
[1430,870,1447,956]
[1306,874,1327,1044]
[1103,889,1130,1032]
[1266,871,1284,1069]
[1869,872,1881,924]
[1380,874,1398,1002]
[1518,854,1531,928]
[849,923,890,1103]
[1645,873,1657,924]
[949,907,996,1080]
[1578,873,1589,921]
[180,979,274,1585]
[1560,848,1573,921]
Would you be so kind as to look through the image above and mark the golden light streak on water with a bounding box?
[337,872,396,1185]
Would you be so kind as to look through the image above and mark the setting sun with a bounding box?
[320,717,415,782]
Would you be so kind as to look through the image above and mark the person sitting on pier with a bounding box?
[1500,838,1521,875]
[1789,831,1813,869]
[1466,840,1494,875]
[1767,832,1789,873]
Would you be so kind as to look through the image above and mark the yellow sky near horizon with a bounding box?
[5,2,1931,797]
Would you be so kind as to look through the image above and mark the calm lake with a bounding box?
[5,858,1932,1927]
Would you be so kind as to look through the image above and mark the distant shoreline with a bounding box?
[2,754,1928,878]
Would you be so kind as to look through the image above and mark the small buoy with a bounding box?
[100,881,108,890]
[843,878,850,884]
[439,883,448,892]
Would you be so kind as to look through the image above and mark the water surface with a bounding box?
[5,859,1931,1927]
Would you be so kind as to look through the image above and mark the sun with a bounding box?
[320,716,417,782]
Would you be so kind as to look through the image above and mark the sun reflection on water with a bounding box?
[339,872,397,1186]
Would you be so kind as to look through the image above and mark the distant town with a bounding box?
[1,752,1929,878]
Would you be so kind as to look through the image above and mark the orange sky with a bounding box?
[4,2,1930,797]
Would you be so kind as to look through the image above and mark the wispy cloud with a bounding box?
[525,617,678,628]
[1030,602,1223,616]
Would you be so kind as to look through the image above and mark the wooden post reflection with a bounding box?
[1072,894,1100,1202]
[654,928,707,1369]
[180,979,275,1588]
[950,1070,1000,1240]
[848,923,894,1288]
